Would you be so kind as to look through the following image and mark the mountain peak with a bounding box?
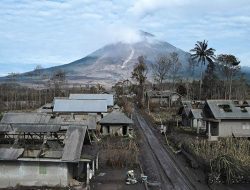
[139,30,155,38]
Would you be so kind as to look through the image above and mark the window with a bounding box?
[218,104,232,112]
[39,163,47,174]
[242,123,250,130]
[240,107,248,113]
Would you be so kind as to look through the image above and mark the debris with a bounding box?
[126,170,138,185]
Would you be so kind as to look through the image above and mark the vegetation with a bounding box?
[131,56,148,107]
[183,138,250,184]
[99,136,139,168]
[190,40,216,99]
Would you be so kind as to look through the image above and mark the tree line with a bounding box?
[129,40,249,106]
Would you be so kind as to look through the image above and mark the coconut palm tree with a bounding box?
[190,40,215,99]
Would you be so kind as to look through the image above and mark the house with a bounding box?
[53,99,108,113]
[178,101,192,127]
[0,124,98,188]
[188,109,205,133]
[99,111,133,136]
[203,100,250,140]
[69,93,114,107]
[178,100,204,128]
[146,90,182,106]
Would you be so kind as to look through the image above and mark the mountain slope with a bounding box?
[0,32,193,85]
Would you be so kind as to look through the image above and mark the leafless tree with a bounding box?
[151,54,171,91]
[169,52,182,90]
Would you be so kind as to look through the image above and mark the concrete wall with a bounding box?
[0,161,69,188]
[102,125,128,136]
[191,119,203,128]
[219,120,250,137]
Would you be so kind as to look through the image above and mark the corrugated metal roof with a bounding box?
[0,148,24,160]
[69,93,114,106]
[87,114,97,130]
[0,123,13,132]
[62,126,87,162]
[206,100,250,120]
[189,109,203,119]
[12,124,61,133]
[1,112,51,124]
[99,111,133,125]
[53,99,107,113]
[147,90,181,98]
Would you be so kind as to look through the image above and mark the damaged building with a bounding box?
[0,122,98,188]
[99,110,133,136]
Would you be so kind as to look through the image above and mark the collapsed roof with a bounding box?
[0,124,91,162]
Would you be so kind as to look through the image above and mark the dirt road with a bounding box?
[134,110,196,190]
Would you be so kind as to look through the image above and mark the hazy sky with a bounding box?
[0,0,250,76]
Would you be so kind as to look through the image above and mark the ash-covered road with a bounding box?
[134,110,196,190]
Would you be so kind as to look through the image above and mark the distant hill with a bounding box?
[242,66,250,82]
[1,31,249,86]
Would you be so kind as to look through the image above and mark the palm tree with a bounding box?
[190,40,215,99]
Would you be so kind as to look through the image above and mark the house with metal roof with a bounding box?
[0,123,98,188]
[99,110,133,136]
[146,90,182,106]
[203,100,250,140]
[1,112,99,131]
[53,99,108,113]
[188,109,205,133]
[69,93,114,107]
[178,100,205,128]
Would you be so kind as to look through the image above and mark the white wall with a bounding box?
[0,161,69,188]
[219,120,250,137]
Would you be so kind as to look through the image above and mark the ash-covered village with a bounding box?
[1,1,250,190]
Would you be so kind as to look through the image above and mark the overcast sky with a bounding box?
[0,0,250,76]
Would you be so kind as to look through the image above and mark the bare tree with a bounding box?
[169,52,182,90]
[48,70,66,96]
[131,56,148,107]
[217,54,240,99]
[151,54,171,91]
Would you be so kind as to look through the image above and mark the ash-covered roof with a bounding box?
[1,112,51,124]
[53,99,107,113]
[147,90,181,98]
[62,126,87,162]
[69,93,114,106]
[99,111,133,125]
[0,125,91,162]
[189,109,203,119]
[0,148,24,160]
[206,100,250,120]
[12,124,61,133]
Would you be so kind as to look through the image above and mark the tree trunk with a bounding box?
[199,63,203,100]
[229,74,233,100]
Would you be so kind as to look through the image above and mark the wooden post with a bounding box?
[196,119,199,134]
[86,163,90,185]
[96,154,99,170]
[208,122,211,140]
[92,160,95,176]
